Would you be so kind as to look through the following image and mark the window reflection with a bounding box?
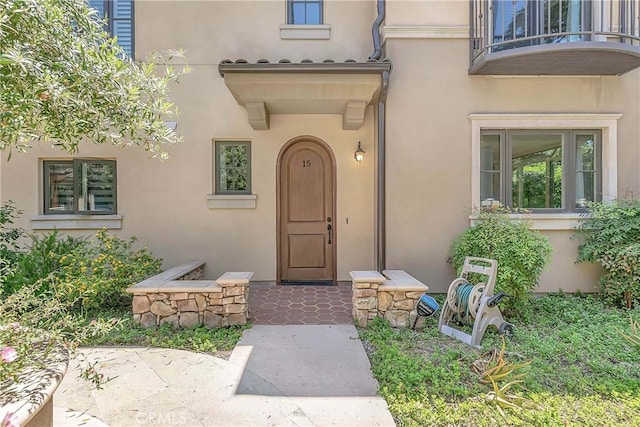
[288,0,322,25]
[48,163,74,212]
[45,160,116,215]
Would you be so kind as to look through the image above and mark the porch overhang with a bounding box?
[218,60,392,130]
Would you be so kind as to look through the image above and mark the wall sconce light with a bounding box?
[354,141,365,163]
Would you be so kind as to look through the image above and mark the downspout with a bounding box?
[376,70,389,273]
[369,0,385,61]
[369,0,390,272]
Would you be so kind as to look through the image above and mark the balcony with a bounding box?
[470,0,640,75]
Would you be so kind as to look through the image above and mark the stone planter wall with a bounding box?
[350,270,429,329]
[126,262,253,328]
[177,265,205,281]
[350,271,386,328]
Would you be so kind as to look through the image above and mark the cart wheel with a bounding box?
[446,278,469,313]
[498,322,514,339]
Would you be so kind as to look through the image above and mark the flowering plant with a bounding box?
[1,325,36,383]
[0,323,56,384]
[55,228,162,310]
[0,321,66,427]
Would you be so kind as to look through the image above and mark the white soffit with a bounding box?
[221,72,383,130]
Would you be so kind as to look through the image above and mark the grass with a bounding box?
[79,308,248,359]
[14,284,637,424]
[359,293,640,426]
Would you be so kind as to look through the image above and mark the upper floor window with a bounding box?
[44,159,117,215]
[215,141,251,195]
[88,0,134,57]
[480,129,601,212]
[287,0,323,25]
[491,0,590,50]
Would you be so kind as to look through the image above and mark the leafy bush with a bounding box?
[449,210,553,317]
[0,222,162,390]
[575,200,640,308]
[55,229,162,310]
[0,277,125,390]
[2,231,88,295]
[0,201,24,272]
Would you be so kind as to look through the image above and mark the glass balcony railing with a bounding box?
[470,0,640,75]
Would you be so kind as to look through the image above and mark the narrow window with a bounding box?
[87,0,134,57]
[480,132,503,207]
[215,142,251,195]
[574,132,601,209]
[44,160,117,215]
[287,0,323,25]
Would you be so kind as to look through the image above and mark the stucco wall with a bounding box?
[383,34,640,293]
[1,113,377,282]
[136,0,375,63]
[1,1,638,292]
[386,0,467,26]
[0,1,379,281]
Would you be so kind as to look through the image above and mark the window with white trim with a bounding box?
[470,114,620,229]
[87,0,134,57]
[480,129,602,212]
[44,159,117,215]
[287,0,323,24]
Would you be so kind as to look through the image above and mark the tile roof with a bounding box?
[218,58,392,76]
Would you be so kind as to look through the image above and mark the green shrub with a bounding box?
[449,210,553,317]
[2,231,88,295]
[0,201,25,273]
[55,229,162,310]
[575,200,640,308]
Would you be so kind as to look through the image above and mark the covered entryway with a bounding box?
[218,59,391,279]
[277,137,336,285]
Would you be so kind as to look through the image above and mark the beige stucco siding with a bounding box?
[136,1,375,63]
[1,1,638,291]
[1,0,380,281]
[384,37,640,293]
[386,0,467,27]
[1,106,377,283]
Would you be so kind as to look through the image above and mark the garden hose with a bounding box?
[456,282,475,323]
[454,282,488,323]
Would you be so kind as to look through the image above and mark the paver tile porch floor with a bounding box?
[249,281,353,325]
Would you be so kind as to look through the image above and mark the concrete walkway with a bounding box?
[53,325,396,426]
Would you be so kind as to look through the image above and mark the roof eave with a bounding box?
[218,60,392,77]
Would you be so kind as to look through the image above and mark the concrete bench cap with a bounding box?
[380,269,429,292]
[216,272,254,285]
[141,260,205,284]
[349,270,386,283]
[127,280,221,294]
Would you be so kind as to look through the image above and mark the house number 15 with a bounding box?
[302,160,311,167]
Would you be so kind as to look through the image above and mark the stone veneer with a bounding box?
[350,270,429,329]
[126,261,253,328]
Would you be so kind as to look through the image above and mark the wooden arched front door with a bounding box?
[277,137,336,285]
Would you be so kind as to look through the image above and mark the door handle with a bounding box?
[327,223,332,245]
